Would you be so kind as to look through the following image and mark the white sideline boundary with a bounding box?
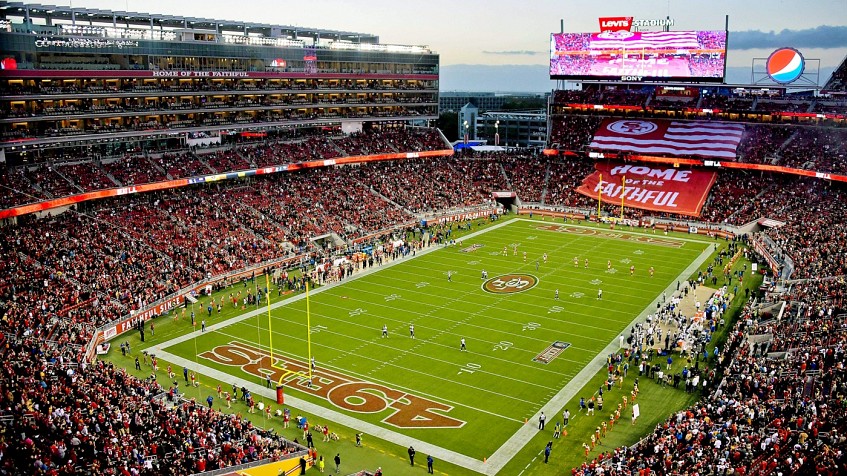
[150,217,717,475]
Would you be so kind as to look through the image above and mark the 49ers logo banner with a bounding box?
[482,274,539,294]
[576,162,717,217]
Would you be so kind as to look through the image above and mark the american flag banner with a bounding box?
[588,31,700,50]
[589,119,745,159]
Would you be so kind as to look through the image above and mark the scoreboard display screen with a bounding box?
[550,30,727,82]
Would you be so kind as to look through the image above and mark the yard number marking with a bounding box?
[492,341,513,351]
[458,363,482,375]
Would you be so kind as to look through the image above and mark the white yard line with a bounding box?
[482,243,715,473]
[150,217,715,475]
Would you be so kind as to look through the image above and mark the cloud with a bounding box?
[730,26,847,50]
[482,50,546,56]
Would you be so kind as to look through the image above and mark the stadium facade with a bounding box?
[0,2,439,161]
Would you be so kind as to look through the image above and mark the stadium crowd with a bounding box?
[2,91,847,475]
[574,279,847,475]
[0,346,304,475]
[0,127,447,208]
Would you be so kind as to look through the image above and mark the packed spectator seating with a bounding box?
[449,154,510,198]
[101,155,169,186]
[30,164,81,198]
[695,171,776,224]
[549,116,602,152]
[500,154,549,203]
[813,99,847,115]
[0,128,449,208]
[352,157,490,214]
[756,180,847,280]
[203,149,253,173]
[56,161,116,192]
[575,279,847,475]
[756,98,811,113]
[150,152,214,179]
[778,127,847,175]
[0,165,45,208]
[735,125,794,165]
[544,158,595,208]
[0,351,303,475]
[1,127,847,475]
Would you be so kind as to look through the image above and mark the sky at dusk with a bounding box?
[36,0,847,90]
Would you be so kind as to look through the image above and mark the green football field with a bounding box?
[155,218,712,466]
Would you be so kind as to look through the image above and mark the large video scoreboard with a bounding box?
[550,29,727,82]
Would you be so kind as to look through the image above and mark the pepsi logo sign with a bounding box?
[766,48,805,84]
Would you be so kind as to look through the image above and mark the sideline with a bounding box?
[151,217,716,475]
[152,218,517,474]
[484,243,714,472]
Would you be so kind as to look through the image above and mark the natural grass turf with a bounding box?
[103,215,759,474]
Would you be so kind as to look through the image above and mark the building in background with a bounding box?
[0,2,439,162]
[457,103,478,141]
[475,110,546,149]
[439,91,548,113]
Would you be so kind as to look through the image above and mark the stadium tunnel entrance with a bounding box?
[492,191,519,213]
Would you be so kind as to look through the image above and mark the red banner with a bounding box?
[576,162,717,216]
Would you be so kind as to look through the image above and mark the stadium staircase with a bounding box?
[499,162,512,190]
[236,149,257,168]
[694,95,705,109]
[240,191,298,247]
[751,96,760,111]
[644,92,654,108]
[96,160,123,187]
[805,100,816,113]
[191,151,220,175]
[540,162,552,205]
[13,168,41,196]
[327,138,348,156]
[723,185,777,225]
[49,166,84,196]
[145,152,171,180]
[774,129,802,158]
[354,178,412,215]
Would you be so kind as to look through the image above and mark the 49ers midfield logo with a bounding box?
[200,341,465,429]
[482,274,539,294]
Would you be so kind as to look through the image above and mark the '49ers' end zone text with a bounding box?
[200,341,466,429]
[535,224,684,248]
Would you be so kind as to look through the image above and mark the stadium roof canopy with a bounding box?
[0,1,381,43]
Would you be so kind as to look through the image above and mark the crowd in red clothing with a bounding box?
[575,285,847,475]
[0,128,448,210]
[0,345,304,475]
[100,156,169,186]
[1,130,846,475]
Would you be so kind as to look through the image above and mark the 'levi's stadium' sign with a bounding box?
[599,17,633,32]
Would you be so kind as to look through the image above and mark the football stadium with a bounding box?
[0,2,845,475]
